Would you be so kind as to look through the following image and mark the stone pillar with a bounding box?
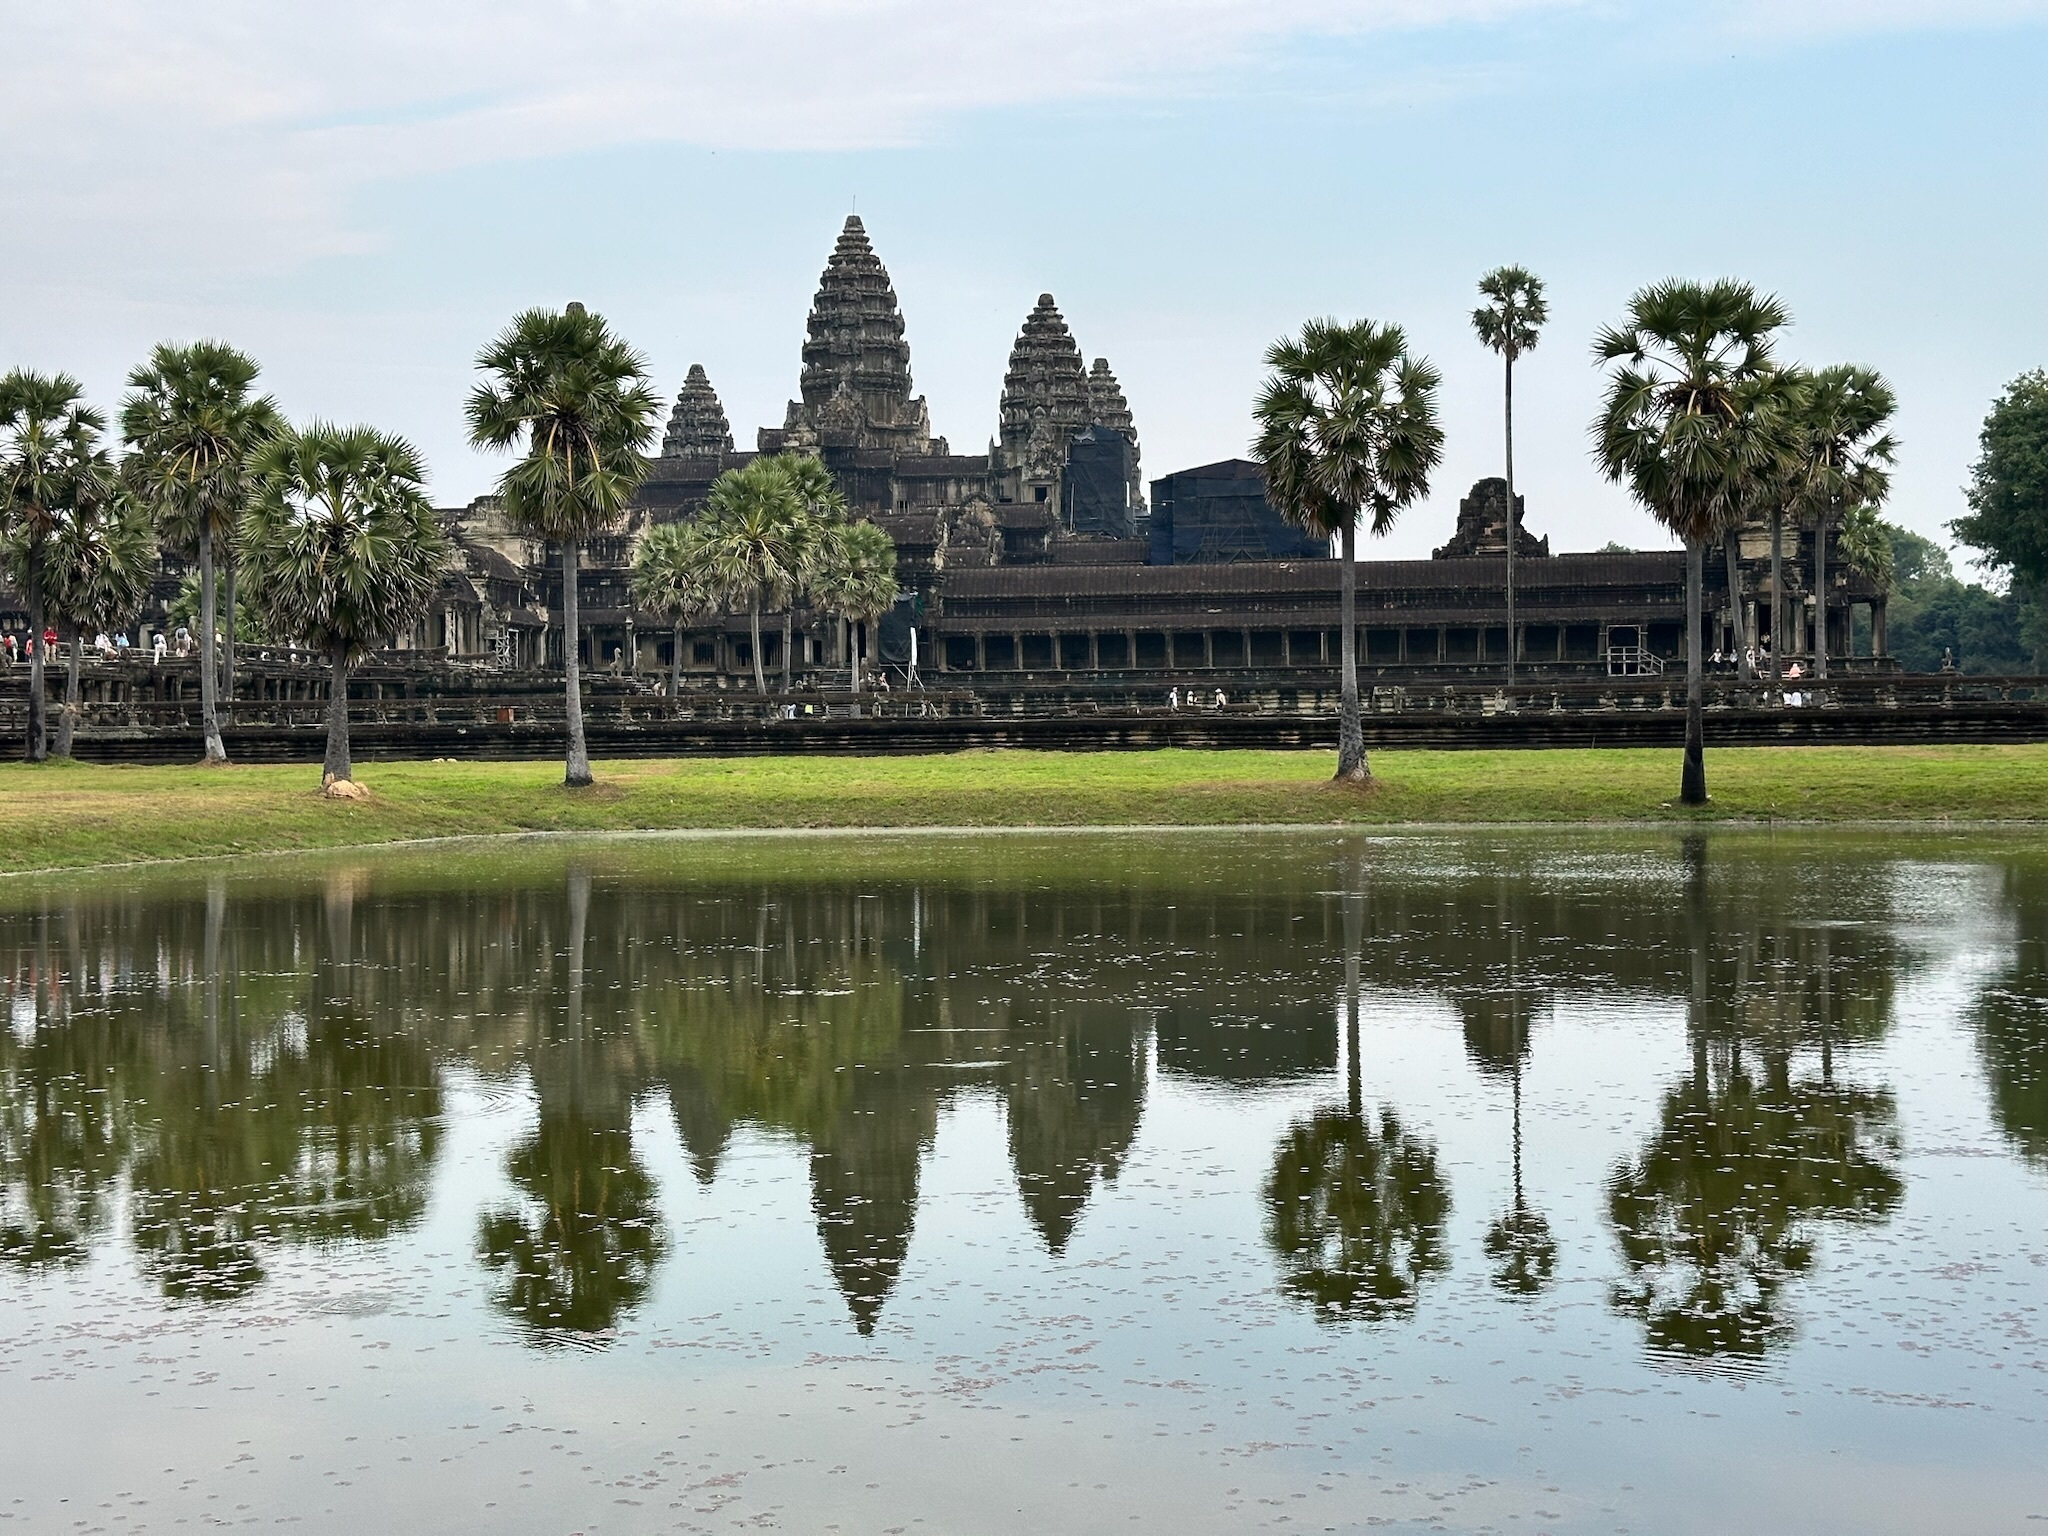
[1872,597,1888,658]
[1203,632,1214,669]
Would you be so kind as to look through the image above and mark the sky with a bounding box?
[3,0,2045,562]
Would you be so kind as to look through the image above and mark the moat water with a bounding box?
[2,829,2045,1533]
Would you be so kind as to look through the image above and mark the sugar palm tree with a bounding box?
[120,342,282,765]
[1593,280,1790,805]
[1786,365,1897,681]
[1714,366,1804,686]
[241,424,445,789]
[1472,266,1547,685]
[630,520,724,698]
[45,486,158,758]
[695,457,811,696]
[0,370,110,762]
[467,304,659,786]
[777,455,847,690]
[1254,319,1444,782]
[811,520,899,697]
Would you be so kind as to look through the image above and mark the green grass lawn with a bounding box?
[0,743,2043,873]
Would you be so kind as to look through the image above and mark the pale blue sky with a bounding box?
[3,1,2044,561]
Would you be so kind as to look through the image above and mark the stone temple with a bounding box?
[420,215,1893,688]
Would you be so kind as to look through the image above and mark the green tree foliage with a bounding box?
[1875,521,2037,673]
[242,425,446,786]
[467,305,659,786]
[1784,365,1897,678]
[693,456,817,695]
[1254,318,1444,783]
[120,342,282,764]
[0,370,112,762]
[43,487,157,758]
[1952,370,2048,667]
[630,521,725,698]
[811,519,899,696]
[1593,279,1790,804]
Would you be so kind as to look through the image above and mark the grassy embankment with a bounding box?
[0,744,2043,873]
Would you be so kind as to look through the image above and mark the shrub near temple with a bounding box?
[241,425,445,794]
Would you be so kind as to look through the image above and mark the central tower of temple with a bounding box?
[770,214,941,457]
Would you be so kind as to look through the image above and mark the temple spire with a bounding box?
[660,364,734,460]
[779,215,935,455]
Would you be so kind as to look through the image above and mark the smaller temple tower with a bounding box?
[660,365,735,460]
[1086,357,1144,518]
[992,294,1094,511]
[1432,478,1549,560]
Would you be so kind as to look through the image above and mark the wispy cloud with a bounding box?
[1,0,2040,284]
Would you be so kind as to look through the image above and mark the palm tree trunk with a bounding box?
[748,598,767,695]
[222,559,237,713]
[781,609,794,692]
[1682,538,1707,805]
[56,620,80,759]
[197,533,227,763]
[1503,353,1516,689]
[324,640,352,784]
[561,540,592,787]
[1343,890,1363,1119]
[1768,508,1784,689]
[849,618,863,698]
[1813,512,1829,682]
[670,622,683,700]
[1336,519,1367,782]
[1723,534,1752,681]
[23,559,46,763]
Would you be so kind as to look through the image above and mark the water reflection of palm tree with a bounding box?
[128,874,444,1301]
[478,866,667,1344]
[1480,1043,1555,1298]
[1263,889,1451,1323]
[1462,909,1557,1299]
[1608,835,1903,1365]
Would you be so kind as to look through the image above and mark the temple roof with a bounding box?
[660,364,734,460]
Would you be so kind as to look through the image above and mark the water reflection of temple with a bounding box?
[0,836,1986,1355]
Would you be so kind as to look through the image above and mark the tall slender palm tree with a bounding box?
[1593,280,1790,806]
[120,342,282,765]
[0,371,110,762]
[1472,267,1547,686]
[777,455,847,690]
[1716,366,1804,686]
[1786,365,1897,682]
[630,521,724,699]
[1254,319,1444,783]
[695,457,811,696]
[811,520,899,697]
[46,487,158,759]
[241,424,445,790]
[467,304,659,786]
